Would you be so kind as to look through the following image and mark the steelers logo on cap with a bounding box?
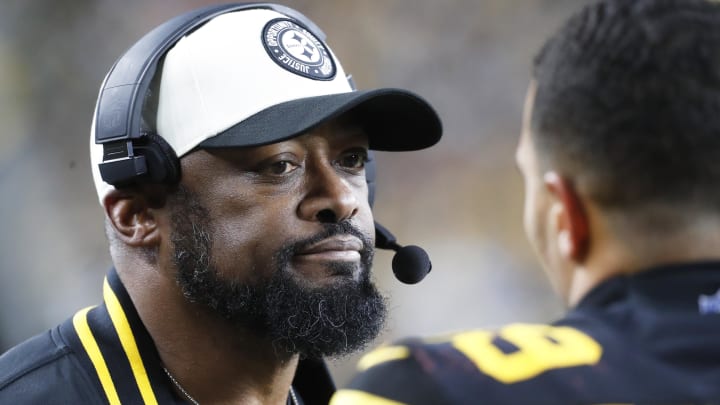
[262,18,336,80]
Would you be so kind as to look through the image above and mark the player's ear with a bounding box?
[103,188,161,248]
[543,172,590,262]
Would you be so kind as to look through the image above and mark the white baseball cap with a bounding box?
[91,5,442,202]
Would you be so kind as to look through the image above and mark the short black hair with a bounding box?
[532,0,720,210]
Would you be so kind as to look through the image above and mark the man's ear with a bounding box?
[103,189,161,248]
[543,172,590,262]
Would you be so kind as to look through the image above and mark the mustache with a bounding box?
[289,221,374,256]
[274,221,375,265]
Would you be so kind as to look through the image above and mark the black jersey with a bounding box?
[0,268,335,404]
[332,262,720,405]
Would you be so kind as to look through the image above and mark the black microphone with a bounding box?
[374,222,432,284]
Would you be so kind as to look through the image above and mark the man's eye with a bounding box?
[267,161,299,175]
[339,153,368,169]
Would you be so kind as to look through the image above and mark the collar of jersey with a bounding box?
[575,261,720,312]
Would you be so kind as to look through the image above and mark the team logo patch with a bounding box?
[262,18,336,80]
[699,288,720,314]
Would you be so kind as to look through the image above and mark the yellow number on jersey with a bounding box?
[451,323,602,384]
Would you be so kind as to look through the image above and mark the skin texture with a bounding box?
[103,117,380,404]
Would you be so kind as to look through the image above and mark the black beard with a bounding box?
[168,186,386,359]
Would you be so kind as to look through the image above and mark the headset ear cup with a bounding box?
[366,150,376,208]
[142,133,181,184]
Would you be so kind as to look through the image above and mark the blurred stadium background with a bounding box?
[0,0,592,386]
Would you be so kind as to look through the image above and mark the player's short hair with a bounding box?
[532,0,720,210]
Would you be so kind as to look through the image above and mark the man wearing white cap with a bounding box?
[0,4,441,404]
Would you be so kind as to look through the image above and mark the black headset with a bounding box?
[93,2,378,204]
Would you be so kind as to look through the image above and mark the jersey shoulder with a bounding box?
[0,327,102,403]
[332,322,605,405]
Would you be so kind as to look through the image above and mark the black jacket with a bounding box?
[333,262,720,405]
[0,268,335,404]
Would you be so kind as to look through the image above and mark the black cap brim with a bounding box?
[197,88,442,151]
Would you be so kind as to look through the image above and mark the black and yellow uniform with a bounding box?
[332,263,720,405]
[0,268,335,404]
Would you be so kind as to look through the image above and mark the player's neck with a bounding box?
[157,332,299,405]
[566,217,720,306]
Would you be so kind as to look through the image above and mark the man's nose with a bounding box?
[298,162,360,223]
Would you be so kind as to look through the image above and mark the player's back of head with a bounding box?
[532,0,720,215]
